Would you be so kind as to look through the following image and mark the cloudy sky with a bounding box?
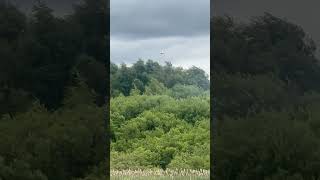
[111,0,210,74]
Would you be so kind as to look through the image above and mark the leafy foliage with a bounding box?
[0,1,107,180]
[213,13,320,180]
[110,60,209,97]
[110,62,210,171]
[0,82,106,180]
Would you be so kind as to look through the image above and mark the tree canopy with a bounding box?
[0,1,108,179]
[213,13,320,180]
[110,62,210,171]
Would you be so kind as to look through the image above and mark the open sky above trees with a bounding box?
[11,0,211,74]
[111,0,210,74]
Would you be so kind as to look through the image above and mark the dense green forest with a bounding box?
[0,1,210,178]
[0,1,108,180]
[4,0,320,179]
[110,61,210,171]
[213,13,320,180]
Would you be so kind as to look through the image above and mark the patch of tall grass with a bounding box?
[111,169,209,180]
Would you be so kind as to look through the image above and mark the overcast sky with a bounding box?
[11,0,320,72]
[111,0,210,74]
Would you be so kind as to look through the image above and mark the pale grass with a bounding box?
[110,169,209,180]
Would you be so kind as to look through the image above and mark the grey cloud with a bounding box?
[111,35,210,74]
[111,0,210,39]
[111,0,210,73]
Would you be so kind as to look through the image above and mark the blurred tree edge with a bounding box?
[0,0,108,180]
[6,0,320,179]
[212,13,320,180]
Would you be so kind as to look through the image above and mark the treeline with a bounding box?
[110,60,210,97]
[213,13,320,179]
[0,1,108,180]
[110,62,210,170]
[0,0,211,178]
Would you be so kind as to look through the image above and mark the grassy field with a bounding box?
[110,169,210,180]
[111,177,209,180]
